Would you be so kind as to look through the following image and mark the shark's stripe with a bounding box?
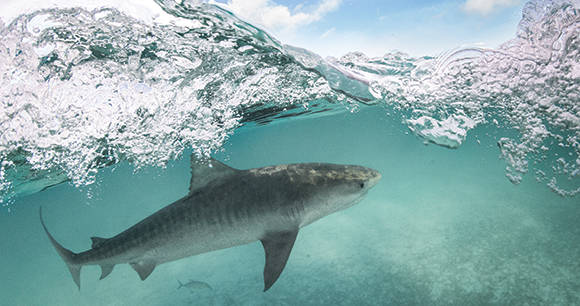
[40,156,380,291]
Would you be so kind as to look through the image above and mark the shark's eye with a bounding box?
[360,183,365,188]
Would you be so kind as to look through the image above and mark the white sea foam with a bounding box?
[294,0,580,196]
[0,2,354,202]
[1,0,579,200]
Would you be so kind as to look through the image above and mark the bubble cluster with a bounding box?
[0,3,351,202]
[302,0,580,196]
[1,0,579,200]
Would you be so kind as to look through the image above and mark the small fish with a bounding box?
[177,279,212,292]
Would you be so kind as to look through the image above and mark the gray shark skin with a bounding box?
[40,156,381,291]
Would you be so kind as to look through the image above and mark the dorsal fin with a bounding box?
[189,155,238,195]
[90,237,107,249]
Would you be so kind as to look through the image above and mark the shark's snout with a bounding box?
[363,168,381,189]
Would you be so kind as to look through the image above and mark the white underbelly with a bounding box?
[136,219,267,265]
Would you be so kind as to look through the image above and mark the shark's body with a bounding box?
[40,156,380,291]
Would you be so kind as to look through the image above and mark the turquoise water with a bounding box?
[2,106,579,305]
[2,0,580,304]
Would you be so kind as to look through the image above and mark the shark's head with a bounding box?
[295,163,381,227]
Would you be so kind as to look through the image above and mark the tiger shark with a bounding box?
[40,156,381,291]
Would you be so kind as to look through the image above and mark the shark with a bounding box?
[40,155,381,291]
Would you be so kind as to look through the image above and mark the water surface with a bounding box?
[1,0,580,305]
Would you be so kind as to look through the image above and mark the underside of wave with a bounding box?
[303,0,580,197]
[1,0,580,203]
[0,2,365,203]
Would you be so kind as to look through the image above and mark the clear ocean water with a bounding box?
[1,0,580,305]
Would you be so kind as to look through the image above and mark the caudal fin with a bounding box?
[39,207,82,290]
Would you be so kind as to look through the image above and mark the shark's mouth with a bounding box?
[352,193,368,206]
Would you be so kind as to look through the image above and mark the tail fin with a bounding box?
[177,279,184,290]
[39,207,82,290]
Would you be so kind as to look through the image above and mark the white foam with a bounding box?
[1,0,579,199]
[0,4,344,201]
[301,0,580,196]
[405,115,477,149]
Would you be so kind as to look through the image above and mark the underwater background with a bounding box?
[1,0,580,305]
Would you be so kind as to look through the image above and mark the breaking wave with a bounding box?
[1,0,579,202]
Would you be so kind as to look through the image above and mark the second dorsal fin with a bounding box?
[189,155,238,195]
[90,237,107,249]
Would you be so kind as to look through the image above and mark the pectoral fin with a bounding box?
[259,229,299,292]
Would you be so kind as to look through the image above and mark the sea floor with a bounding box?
[1,106,579,305]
